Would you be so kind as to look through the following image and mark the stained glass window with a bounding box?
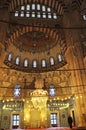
[14,84,20,98]
[49,84,55,97]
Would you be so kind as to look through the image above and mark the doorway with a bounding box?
[30,110,40,128]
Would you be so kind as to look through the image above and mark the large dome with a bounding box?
[13,31,56,53]
[0,0,86,128]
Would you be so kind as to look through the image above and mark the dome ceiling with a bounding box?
[0,0,85,100]
[3,0,67,73]
[6,25,67,54]
[13,31,56,52]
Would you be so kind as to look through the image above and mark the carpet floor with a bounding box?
[12,127,86,130]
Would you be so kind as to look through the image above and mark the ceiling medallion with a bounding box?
[13,31,56,53]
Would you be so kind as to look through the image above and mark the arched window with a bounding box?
[14,84,20,98]
[21,6,25,10]
[15,11,18,17]
[8,53,12,61]
[32,4,35,10]
[37,4,40,10]
[83,15,86,20]
[24,59,28,67]
[50,57,54,65]
[14,4,58,19]
[42,59,46,67]
[49,84,56,97]
[16,57,20,65]
[20,11,24,17]
[27,5,30,10]
[33,60,37,68]
[58,54,63,62]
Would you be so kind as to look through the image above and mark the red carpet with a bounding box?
[23,128,70,130]
[12,127,85,130]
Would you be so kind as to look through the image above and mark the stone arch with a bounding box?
[9,0,64,15]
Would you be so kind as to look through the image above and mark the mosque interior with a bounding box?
[0,0,86,129]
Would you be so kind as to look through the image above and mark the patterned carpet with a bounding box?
[23,128,70,130]
[14,127,86,130]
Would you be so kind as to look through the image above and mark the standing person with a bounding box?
[68,115,73,129]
